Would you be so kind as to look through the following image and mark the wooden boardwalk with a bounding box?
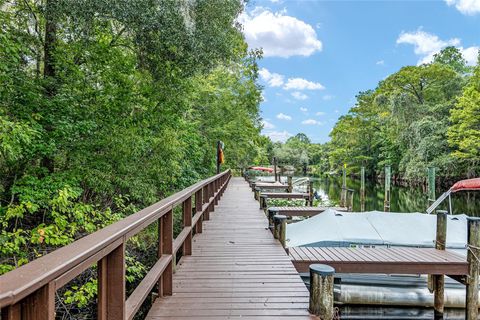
[146,177,316,320]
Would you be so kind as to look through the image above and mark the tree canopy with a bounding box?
[0,0,266,296]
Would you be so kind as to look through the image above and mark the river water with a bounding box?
[311,176,479,215]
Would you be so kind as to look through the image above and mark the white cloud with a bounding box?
[284,78,325,90]
[302,119,322,125]
[259,68,284,87]
[239,7,322,58]
[462,46,480,65]
[445,0,480,15]
[376,60,385,65]
[316,111,326,116]
[397,30,460,57]
[265,130,293,142]
[291,91,308,100]
[300,107,308,112]
[397,29,478,65]
[261,120,275,129]
[276,113,292,120]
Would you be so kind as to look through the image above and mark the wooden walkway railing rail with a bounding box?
[0,170,231,320]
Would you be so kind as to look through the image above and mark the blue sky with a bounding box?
[239,0,480,143]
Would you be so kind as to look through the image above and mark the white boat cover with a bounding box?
[286,209,468,249]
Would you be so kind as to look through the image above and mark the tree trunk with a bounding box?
[42,0,57,174]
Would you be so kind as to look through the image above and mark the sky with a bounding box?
[238,0,480,143]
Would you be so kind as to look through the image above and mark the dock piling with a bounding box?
[273,157,278,182]
[433,210,447,317]
[260,195,267,210]
[360,166,365,212]
[308,181,314,206]
[267,208,278,232]
[340,165,347,207]
[288,176,293,193]
[309,264,335,320]
[466,217,480,320]
[273,214,287,241]
[428,167,436,206]
[384,165,391,212]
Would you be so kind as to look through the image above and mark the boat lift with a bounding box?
[426,178,480,214]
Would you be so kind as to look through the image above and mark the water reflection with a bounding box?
[311,176,479,215]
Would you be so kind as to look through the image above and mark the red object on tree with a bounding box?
[248,166,274,173]
[450,178,480,193]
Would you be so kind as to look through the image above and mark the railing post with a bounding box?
[183,197,193,256]
[309,264,335,320]
[195,190,203,234]
[466,217,480,320]
[1,303,21,320]
[210,181,218,208]
[203,186,210,220]
[158,210,173,296]
[98,243,125,320]
[287,176,293,193]
[433,210,447,317]
[1,285,55,320]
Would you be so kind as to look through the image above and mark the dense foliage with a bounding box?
[0,0,266,316]
[326,47,479,181]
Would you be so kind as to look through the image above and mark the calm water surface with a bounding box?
[311,176,479,215]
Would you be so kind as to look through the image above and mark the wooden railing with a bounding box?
[0,170,231,320]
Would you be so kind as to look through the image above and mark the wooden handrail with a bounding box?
[0,169,231,320]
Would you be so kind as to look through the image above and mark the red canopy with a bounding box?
[248,166,274,173]
[450,178,480,193]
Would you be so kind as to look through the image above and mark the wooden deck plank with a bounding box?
[290,246,468,275]
[146,177,314,320]
[268,206,348,217]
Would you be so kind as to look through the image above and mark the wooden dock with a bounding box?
[268,206,348,217]
[146,177,315,320]
[3,169,480,320]
[289,246,468,275]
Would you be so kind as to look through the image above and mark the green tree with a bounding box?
[448,55,480,176]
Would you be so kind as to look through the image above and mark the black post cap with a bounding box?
[310,264,335,276]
